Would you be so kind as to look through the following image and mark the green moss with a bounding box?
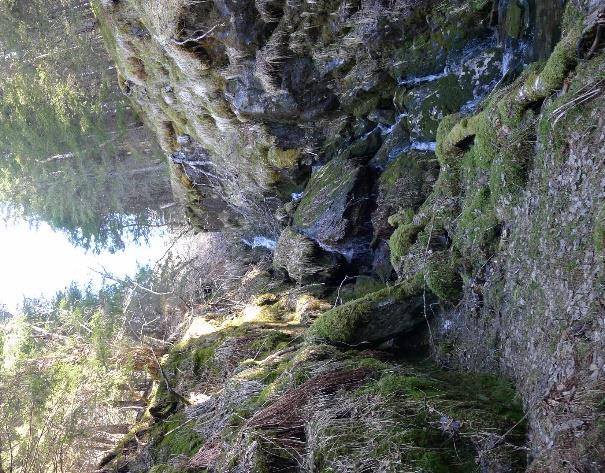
[435,114,463,167]
[387,208,415,228]
[152,412,204,459]
[561,1,586,33]
[148,465,181,473]
[389,223,424,259]
[503,24,581,124]
[320,364,527,473]
[425,252,463,303]
[488,121,534,208]
[307,273,424,344]
[472,110,498,169]
[504,0,525,39]
[267,147,301,169]
[249,330,292,359]
[368,366,525,428]
[533,28,578,94]
[193,346,216,374]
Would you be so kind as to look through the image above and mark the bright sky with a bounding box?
[0,219,168,313]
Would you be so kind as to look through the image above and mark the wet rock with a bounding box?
[340,71,396,118]
[394,44,503,142]
[397,75,472,141]
[273,227,343,284]
[368,109,397,126]
[457,47,504,110]
[372,240,395,282]
[292,157,373,248]
[532,0,566,60]
[371,119,411,166]
[338,127,383,162]
[389,5,494,81]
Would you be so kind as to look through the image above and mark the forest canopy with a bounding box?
[0,0,175,252]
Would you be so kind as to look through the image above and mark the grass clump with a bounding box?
[267,146,301,169]
[311,364,526,473]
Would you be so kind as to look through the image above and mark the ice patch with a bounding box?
[398,68,451,87]
[242,236,277,251]
[410,141,436,152]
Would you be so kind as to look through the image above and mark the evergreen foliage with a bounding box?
[0,0,175,252]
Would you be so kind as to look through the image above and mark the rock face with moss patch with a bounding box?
[372,151,439,241]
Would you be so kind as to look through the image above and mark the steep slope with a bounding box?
[93,0,605,471]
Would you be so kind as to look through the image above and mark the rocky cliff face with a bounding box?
[94,0,605,471]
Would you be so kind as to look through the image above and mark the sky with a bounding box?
[0,218,168,313]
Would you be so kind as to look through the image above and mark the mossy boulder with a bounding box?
[338,275,386,303]
[389,223,424,260]
[292,157,372,247]
[307,274,430,345]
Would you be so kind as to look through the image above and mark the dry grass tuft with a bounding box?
[136,0,186,45]
[256,29,290,93]
[247,368,373,431]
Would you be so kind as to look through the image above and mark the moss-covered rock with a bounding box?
[307,274,428,345]
[425,252,463,303]
[338,275,386,303]
[398,74,472,141]
[389,223,424,259]
[292,157,372,247]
